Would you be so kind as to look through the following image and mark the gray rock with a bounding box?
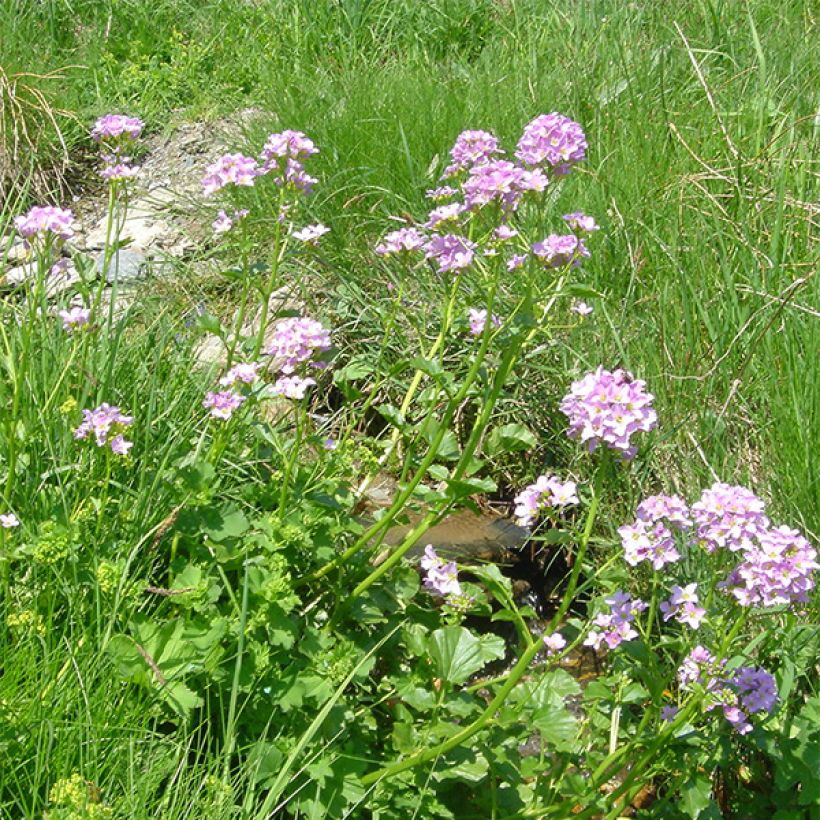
[96,249,146,283]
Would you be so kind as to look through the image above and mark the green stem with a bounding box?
[278,403,305,516]
[223,557,251,776]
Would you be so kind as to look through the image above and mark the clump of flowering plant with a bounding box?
[74,403,133,455]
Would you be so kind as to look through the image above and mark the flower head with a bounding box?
[572,300,593,316]
[91,114,144,142]
[266,317,331,374]
[74,403,134,454]
[560,367,657,459]
[259,131,318,193]
[514,475,578,528]
[659,584,706,629]
[583,591,645,651]
[542,632,566,656]
[532,234,589,268]
[272,375,316,400]
[563,211,599,234]
[375,226,427,256]
[516,113,587,175]
[219,362,261,387]
[203,390,245,420]
[212,209,249,235]
[292,224,330,244]
[442,129,503,177]
[462,159,547,212]
[467,308,501,337]
[58,307,91,333]
[424,233,476,274]
[202,153,260,196]
[14,206,75,246]
[691,482,769,553]
[0,513,20,529]
[420,545,462,597]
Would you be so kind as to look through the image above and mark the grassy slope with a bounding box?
[0,0,817,815]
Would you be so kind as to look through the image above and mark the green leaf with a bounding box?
[680,772,715,818]
[444,475,497,501]
[532,705,578,751]
[376,403,408,432]
[203,507,250,542]
[420,419,460,461]
[427,626,505,684]
[409,357,446,379]
[486,423,538,456]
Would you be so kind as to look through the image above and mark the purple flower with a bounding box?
[426,185,458,200]
[219,362,261,387]
[678,646,720,688]
[272,375,316,400]
[420,545,462,597]
[74,403,134,455]
[516,113,587,175]
[91,114,144,142]
[442,129,503,177]
[691,482,769,553]
[375,227,427,256]
[506,253,527,271]
[462,159,547,212]
[0,513,20,529]
[424,202,466,230]
[513,474,578,528]
[292,223,330,244]
[493,225,518,241]
[58,307,91,333]
[572,300,593,316]
[467,308,501,336]
[424,233,476,273]
[203,390,246,420]
[584,591,645,651]
[259,131,318,193]
[531,234,589,268]
[659,584,706,629]
[14,206,75,245]
[100,162,139,181]
[619,494,689,568]
[543,632,567,656]
[202,153,260,196]
[212,208,249,235]
[729,667,778,715]
[721,525,817,607]
[660,705,679,722]
[563,211,599,234]
[266,317,331,374]
[560,367,657,459]
[323,438,337,450]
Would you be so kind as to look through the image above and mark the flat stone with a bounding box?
[96,249,146,283]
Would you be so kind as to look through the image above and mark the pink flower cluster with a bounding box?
[375,227,426,256]
[721,525,818,607]
[584,591,646,651]
[516,112,587,175]
[91,114,144,181]
[14,206,75,246]
[513,474,578,528]
[563,211,599,234]
[691,482,769,553]
[542,631,567,656]
[292,224,330,244]
[202,153,261,196]
[618,493,689,569]
[442,129,503,177]
[0,513,20,529]
[203,390,246,420]
[74,403,133,455]
[424,233,476,274]
[461,159,547,213]
[265,316,331,400]
[659,583,706,629]
[560,367,657,459]
[420,545,461,597]
[467,308,501,336]
[259,130,318,193]
[532,234,590,268]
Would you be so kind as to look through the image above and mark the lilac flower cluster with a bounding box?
[659,583,706,629]
[58,307,91,333]
[563,211,599,234]
[532,234,590,268]
[560,367,657,459]
[292,224,330,244]
[513,474,578,528]
[203,390,246,421]
[542,631,567,656]
[259,130,319,193]
[265,316,331,400]
[91,114,144,181]
[212,209,249,235]
[202,153,261,196]
[584,591,646,651]
[14,206,75,248]
[678,648,778,735]
[467,308,501,336]
[618,493,689,569]
[516,113,587,175]
[424,233,476,274]
[219,362,261,388]
[691,482,769,553]
[424,202,465,230]
[461,159,547,213]
[74,403,133,455]
[420,545,461,597]
[572,300,593,316]
[721,525,818,607]
[442,130,503,177]
[375,227,426,256]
